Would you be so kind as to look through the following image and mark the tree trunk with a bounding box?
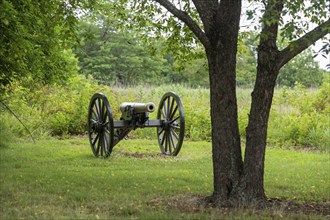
[208,49,243,205]
[206,0,243,205]
[227,0,283,206]
[233,47,279,205]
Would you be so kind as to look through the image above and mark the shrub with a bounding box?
[1,77,328,151]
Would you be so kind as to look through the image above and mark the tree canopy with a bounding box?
[0,0,93,96]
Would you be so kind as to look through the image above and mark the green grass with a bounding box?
[0,137,329,219]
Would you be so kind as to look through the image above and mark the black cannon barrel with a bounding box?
[119,102,156,113]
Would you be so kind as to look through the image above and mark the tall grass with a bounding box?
[0,76,329,151]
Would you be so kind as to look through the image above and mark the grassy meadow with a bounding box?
[0,137,329,219]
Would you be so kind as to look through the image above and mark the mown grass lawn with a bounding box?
[0,137,329,219]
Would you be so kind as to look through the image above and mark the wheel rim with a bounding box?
[157,92,185,156]
[88,93,114,158]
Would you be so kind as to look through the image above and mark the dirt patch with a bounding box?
[117,150,171,159]
[148,195,330,217]
[268,198,330,216]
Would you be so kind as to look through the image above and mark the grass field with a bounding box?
[0,137,329,219]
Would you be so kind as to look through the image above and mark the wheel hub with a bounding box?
[163,119,171,131]
[93,121,104,133]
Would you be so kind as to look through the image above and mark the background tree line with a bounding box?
[75,15,327,88]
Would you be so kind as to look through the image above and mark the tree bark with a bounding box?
[231,0,284,205]
[206,0,243,205]
[233,49,279,205]
[231,1,330,206]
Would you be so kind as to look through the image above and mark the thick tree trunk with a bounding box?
[208,49,243,204]
[230,31,280,207]
[228,0,283,206]
[206,0,243,205]
[233,48,279,205]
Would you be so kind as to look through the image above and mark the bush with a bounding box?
[269,80,330,151]
[1,77,328,151]
[0,112,19,147]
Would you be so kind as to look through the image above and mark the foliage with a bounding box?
[76,18,174,86]
[0,0,93,97]
[74,20,326,88]
[0,138,329,219]
[1,81,328,151]
[0,109,18,148]
[270,77,330,151]
[236,32,258,87]
[277,49,326,87]
[0,75,113,138]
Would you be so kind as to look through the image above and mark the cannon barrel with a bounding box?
[120,102,156,113]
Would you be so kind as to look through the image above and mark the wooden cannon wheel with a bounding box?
[157,92,185,156]
[88,93,114,158]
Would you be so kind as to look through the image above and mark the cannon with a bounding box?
[87,92,185,158]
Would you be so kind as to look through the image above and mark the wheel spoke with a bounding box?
[99,100,104,121]
[166,97,170,118]
[169,105,178,120]
[104,127,110,134]
[92,107,99,120]
[170,115,180,124]
[171,124,180,129]
[169,131,176,151]
[168,132,172,154]
[103,133,108,153]
[160,132,166,146]
[102,102,107,122]
[158,127,165,136]
[169,97,175,118]
[90,119,97,124]
[170,128,179,140]
[99,98,104,117]
[90,119,97,131]
[95,98,101,117]
[92,133,99,146]
[102,120,110,127]
[163,102,167,118]
[160,109,166,119]
[100,133,104,156]
[164,131,168,152]
[96,136,101,155]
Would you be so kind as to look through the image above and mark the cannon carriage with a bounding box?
[87,92,185,158]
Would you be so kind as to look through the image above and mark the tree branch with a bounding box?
[191,0,218,34]
[0,100,36,143]
[259,0,284,49]
[153,0,210,48]
[277,18,330,68]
